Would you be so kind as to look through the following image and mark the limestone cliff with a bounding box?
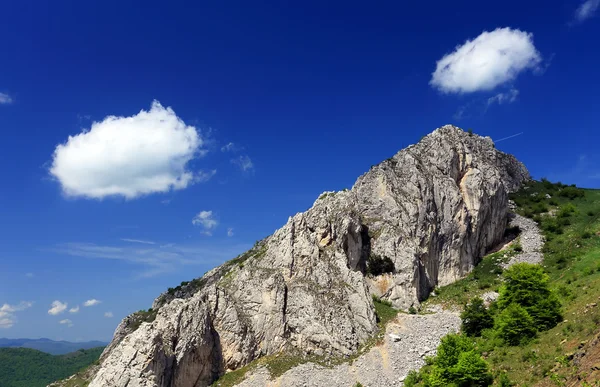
[85,125,529,387]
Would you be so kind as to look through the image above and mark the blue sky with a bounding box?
[0,0,599,342]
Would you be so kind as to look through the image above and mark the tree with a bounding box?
[415,334,493,386]
[461,297,494,337]
[495,303,537,346]
[497,263,562,330]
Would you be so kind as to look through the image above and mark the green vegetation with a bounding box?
[460,297,493,337]
[366,253,395,276]
[0,347,103,387]
[423,179,600,385]
[130,308,158,331]
[404,334,493,386]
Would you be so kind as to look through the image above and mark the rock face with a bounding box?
[88,125,529,387]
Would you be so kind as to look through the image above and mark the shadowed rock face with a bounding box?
[88,125,529,387]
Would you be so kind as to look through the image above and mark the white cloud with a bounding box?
[0,302,33,328]
[221,142,238,152]
[487,88,520,106]
[59,319,74,327]
[574,0,600,22]
[50,241,250,278]
[83,299,101,307]
[231,155,254,172]
[49,101,207,199]
[227,228,234,237]
[104,312,113,318]
[430,28,541,94]
[69,306,79,313]
[192,211,218,236]
[0,93,12,104]
[25,272,34,278]
[48,300,68,315]
[121,238,155,245]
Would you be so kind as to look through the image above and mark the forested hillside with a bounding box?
[0,347,103,387]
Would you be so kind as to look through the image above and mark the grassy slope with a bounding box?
[426,180,600,386]
[0,347,103,387]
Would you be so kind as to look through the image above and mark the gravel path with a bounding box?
[502,213,544,268]
[234,213,542,387]
[235,311,460,387]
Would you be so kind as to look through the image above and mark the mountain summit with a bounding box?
[83,125,530,386]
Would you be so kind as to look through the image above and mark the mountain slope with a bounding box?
[83,125,529,386]
[0,347,103,387]
[0,338,108,355]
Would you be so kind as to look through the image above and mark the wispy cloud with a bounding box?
[49,241,250,278]
[231,155,254,172]
[227,228,234,237]
[69,306,79,314]
[121,238,155,245]
[221,142,240,152]
[25,273,34,278]
[0,302,33,329]
[0,93,13,105]
[104,312,113,318]
[574,0,600,23]
[83,299,101,307]
[59,319,74,327]
[487,89,519,106]
[192,211,218,236]
[48,301,68,316]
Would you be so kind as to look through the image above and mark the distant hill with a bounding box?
[0,346,104,387]
[0,338,107,355]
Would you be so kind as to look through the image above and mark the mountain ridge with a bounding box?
[0,338,108,356]
[64,125,531,386]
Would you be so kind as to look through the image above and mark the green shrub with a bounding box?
[461,297,494,337]
[559,186,585,200]
[366,254,395,276]
[582,231,592,239]
[408,306,417,315]
[417,334,493,386]
[404,370,420,387]
[495,303,537,346]
[497,263,562,330]
[498,371,514,387]
[587,210,595,216]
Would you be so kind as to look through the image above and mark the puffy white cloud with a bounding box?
[69,306,79,313]
[430,28,541,94]
[227,228,234,237]
[49,101,207,199]
[0,93,12,104]
[487,89,520,106]
[59,319,73,327]
[48,300,68,315]
[0,302,33,328]
[231,155,254,172]
[192,211,218,236]
[83,299,101,307]
[104,312,113,318]
[574,0,599,22]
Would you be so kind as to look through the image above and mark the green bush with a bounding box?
[559,186,585,200]
[497,371,514,387]
[497,263,562,330]
[461,297,494,337]
[408,306,417,314]
[366,254,395,276]
[404,370,420,387]
[495,303,537,346]
[417,334,493,386]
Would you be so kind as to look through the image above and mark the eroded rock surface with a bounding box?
[87,125,529,387]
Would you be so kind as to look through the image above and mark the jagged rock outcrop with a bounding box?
[87,125,529,387]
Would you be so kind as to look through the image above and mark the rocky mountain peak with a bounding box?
[84,125,529,387]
